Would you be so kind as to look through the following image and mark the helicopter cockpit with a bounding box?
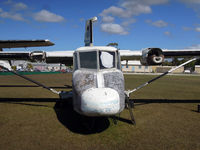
[73,46,121,71]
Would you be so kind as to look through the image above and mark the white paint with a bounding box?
[100,52,113,68]
[121,60,141,65]
[45,51,74,57]
[119,50,142,56]
[81,88,120,116]
[76,46,117,52]
[96,72,104,88]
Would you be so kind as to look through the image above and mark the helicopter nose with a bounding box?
[81,88,120,116]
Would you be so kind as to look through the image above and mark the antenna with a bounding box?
[84,17,97,46]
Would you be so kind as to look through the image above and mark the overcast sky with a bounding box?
[1,0,200,51]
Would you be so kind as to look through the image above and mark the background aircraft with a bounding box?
[0,17,200,124]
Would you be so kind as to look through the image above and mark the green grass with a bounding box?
[125,74,200,100]
[0,73,200,150]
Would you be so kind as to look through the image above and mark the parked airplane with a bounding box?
[0,17,200,124]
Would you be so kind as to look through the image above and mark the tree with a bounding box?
[26,63,33,71]
[175,57,197,71]
[172,57,180,66]
[107,43,118,48]
[195,58,200,65]
[181,57,196,71]
[162,59,172,66]
[11,66,17,71]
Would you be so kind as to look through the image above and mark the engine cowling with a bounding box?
[29,51,46,62]
[141,48,164,65]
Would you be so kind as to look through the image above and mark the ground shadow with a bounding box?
[131,99,200,103]
[0,98,59,102]
[53,100,110,135]
[191,110,199,113]
[0,97,134,127]
[1,98,199,103]
[0,98,60,107]
[130,99,200,113]
[1,98,199,133]
[0,85,72,89]
[113,116,134,124]
[0,98,110,134]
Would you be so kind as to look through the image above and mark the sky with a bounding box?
[1,0,200,51]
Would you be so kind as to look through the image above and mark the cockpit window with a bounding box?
[79,51,97,69]
[99,51,115,69]
[116,51,121,70]
[73,52,78,71]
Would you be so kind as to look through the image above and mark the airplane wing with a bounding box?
[0,51,30,60]
[119,48,200,65]
[162,49,200,57]
[0,50,74,65]
[0,39,73,65]
[1,46,200,66]
[119,50,142,60]
[45,51,74,65]
[0,40,54,50]
[43,48,200,66]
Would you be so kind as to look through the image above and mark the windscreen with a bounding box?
[73,52,78,71]
[79,51,97,69]
[99,51,115,69]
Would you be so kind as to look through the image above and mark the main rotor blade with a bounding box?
[126,57,198,96]
[0,65,60,95]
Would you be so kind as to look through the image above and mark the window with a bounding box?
[79,51,97,69]
[116,51,121,70]
[99,51,115,69]
[73,52,78,71]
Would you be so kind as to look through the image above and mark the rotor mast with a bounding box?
[84,17,97,47]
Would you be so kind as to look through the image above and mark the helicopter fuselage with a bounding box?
[72,46,125,116]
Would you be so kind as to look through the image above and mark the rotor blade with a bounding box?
[0,65,60,95]
[126,57,198,96]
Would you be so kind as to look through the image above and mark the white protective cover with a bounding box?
[100,52,113,68]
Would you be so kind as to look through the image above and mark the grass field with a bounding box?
[0,73,200,150]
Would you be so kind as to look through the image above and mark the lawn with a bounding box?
[0,73,200,150]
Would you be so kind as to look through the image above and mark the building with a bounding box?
[195,65,200,73]
[32,63,47,71]
[11,60,68,72]
[121,60,184,73]
[47,64,66,71]
[32,63,67,72]
[121,61,152,73]
[154,66,184,73]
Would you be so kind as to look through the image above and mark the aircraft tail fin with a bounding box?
[84,17,97,46]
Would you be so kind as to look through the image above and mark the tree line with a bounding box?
[163,57,200,71]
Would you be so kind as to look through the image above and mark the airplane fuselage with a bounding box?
[72,46,125,116]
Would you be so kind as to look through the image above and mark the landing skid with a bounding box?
[125,95,136,125]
